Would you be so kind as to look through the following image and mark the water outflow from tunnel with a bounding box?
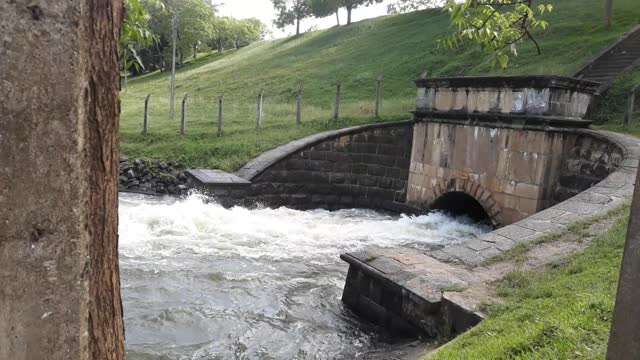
[119,193,489,359]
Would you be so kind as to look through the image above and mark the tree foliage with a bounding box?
[272,0,312,35]
[439,0,553,68]
[121,0,159,71]
[387,0,438,15]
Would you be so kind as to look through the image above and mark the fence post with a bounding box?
[375,76,383,118]
[624,86,637,125]
[334,81,341,121]
[143,94,151,135]
[296,83,303,125]
[217,95,224,136]
[180,94,188,136]
[256,88,264,129]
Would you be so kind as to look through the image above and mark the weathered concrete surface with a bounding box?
[416,76,598,119]
[0,1,124,359]
[607,162,640,357]
[407,124,624,226]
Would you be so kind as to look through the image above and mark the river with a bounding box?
[119,193,488,360]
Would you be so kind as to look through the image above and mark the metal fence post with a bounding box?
[334,81,341,121]
[180,94,188,136]
[375,76,383,118]
[624,86,637,125]
[296,83,303,125]
[217,95,224,136]
[256,88,264,129]
[143,94,150,135]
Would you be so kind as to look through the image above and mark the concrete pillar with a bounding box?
[0,1,125,359]
[607,165,640,358]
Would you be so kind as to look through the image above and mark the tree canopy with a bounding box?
[439,0,553,68]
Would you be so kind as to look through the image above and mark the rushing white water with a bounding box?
[119,193,489,360]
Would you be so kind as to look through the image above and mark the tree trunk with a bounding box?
[170,14,177,118]
[347,6,353,25]
[234,39,239,49]
[0,0,125,359]
[336,11,340,25]
[296,17,301,35]
[605,0,614,30]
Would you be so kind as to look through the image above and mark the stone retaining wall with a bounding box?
[240,121,415,212]
[340,130,640,341]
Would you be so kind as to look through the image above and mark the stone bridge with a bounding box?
[188,75,622,228]
[186,74,640,339]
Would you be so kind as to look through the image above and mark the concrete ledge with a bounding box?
[413,111,593,129]
[340,248,483,339]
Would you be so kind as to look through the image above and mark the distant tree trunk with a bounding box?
[217,40,224,53]
[193,43,197,60]
[296,17,301,35]
[234,38,240,49]
[346,5,353,25]
[336,11,340,25]
[605,0,614,30]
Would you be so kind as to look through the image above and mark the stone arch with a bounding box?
[430,178,502,227]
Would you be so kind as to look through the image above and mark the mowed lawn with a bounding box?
[120,0,640,171]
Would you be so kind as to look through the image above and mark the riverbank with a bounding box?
[118,157,189,196]
[427,205,629,359]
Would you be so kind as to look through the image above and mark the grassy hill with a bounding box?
[121,0,640,171]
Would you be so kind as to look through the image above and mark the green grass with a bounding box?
[121,0,640,170]
[430,208,630,360]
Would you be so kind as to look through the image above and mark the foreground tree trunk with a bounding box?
[336,11,340,25]
[346,6,353,25]
[0,1,125,359]
[296,17,301,35]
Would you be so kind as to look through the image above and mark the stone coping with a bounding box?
[415,75,600,93]
[237,120,414,181]
[412,111,593,129]
[185,169,251,187]
[426,130,639,268]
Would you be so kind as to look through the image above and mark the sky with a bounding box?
[217,0,395,39]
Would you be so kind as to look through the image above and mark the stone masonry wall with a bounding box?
[407,122,621,226]
[554,132,624,203]
[246,123,414,212]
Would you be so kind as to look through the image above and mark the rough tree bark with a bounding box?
[0,1,125,359]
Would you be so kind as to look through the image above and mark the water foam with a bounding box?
[119,193,488,359]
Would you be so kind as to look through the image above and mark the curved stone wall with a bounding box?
[238,121,415,212]
[407,122,625,226]
[427,130,638,267]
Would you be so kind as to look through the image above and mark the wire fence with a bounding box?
[120,83,415,137]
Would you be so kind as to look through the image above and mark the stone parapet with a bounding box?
[415,75,599,120]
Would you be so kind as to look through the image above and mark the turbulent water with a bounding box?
[119,193,488,360]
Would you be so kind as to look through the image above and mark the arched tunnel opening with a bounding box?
[429,192,492,225]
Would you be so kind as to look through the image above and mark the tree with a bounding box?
[341,0,383,25]
[120,0,158,90]
[310,0,342,25]
[211,17,234,52]
[439,0,553,68]
[272,0,311,36]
